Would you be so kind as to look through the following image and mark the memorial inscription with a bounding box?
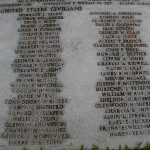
[0,0,150,149]
[92,11,150,137]
[2,4,70,146]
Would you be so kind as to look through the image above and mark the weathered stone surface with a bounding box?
[0,0,150,149]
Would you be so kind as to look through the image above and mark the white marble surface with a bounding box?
[0,1,150,150]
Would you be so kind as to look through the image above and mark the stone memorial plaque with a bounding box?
[0,0,150,149]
